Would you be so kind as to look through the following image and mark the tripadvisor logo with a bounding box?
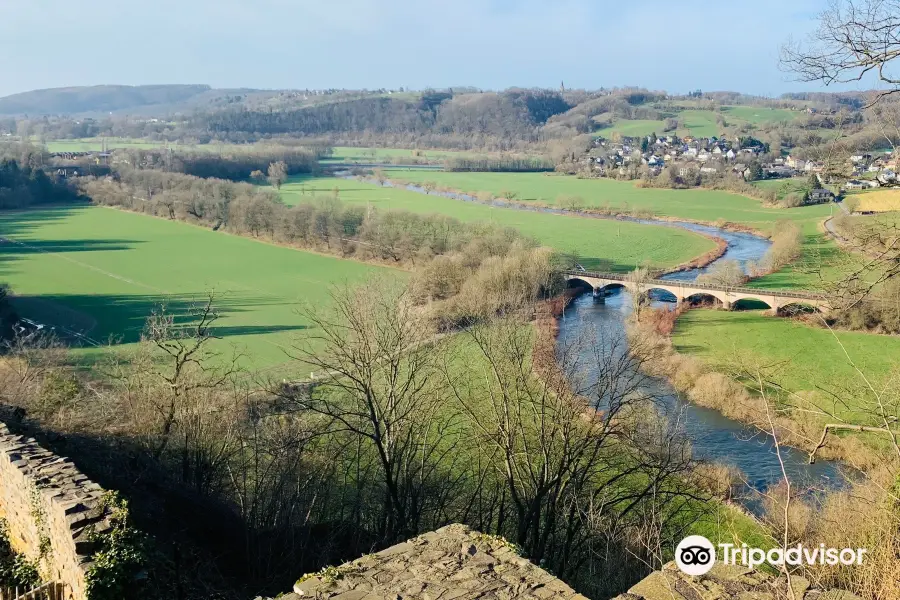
[674,535,868,576]
[675,535,716,576]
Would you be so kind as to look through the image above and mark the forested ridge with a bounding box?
[194,90,572,141]
[0,84,213,116]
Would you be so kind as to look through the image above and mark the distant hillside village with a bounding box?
[581,132,898,205]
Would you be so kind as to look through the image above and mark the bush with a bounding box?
[695,259,745,287]
[0,519,40,589]
[779,192,805,208]
[556,194,584,211]
[759,220,802,273]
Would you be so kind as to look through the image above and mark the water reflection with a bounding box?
[558,289,845,514]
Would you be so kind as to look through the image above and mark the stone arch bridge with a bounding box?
[563,270,830,312]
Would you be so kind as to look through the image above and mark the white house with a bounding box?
[877,169,897,184]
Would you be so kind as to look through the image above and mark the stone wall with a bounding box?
[613,562,861,600]
[265,526,865,600]
[0,422,112,600]
[278,524,588,600]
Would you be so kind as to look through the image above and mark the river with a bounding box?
[557,225,845,513]
[342,173,847,510]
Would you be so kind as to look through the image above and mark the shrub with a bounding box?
[779,192,805,208]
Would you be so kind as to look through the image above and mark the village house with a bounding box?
[877,169,897,185]
[765,164,794,178]
[785,155,805,169]
[808,188,835,204]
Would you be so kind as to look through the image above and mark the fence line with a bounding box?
[0,581,65,600]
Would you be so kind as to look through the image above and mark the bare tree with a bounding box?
[275,281,464,542]
[267,160,288,189]
[628,266,652,317]
[781,0,900,105]
[443,316,697,594]
[114,294,240,489]
[869,99,900,152]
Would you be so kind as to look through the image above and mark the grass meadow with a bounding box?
[380,171,839,289]
[43,138,168,152]
[326,146,474,163]
[671,309,900,425]
[0,205,395,369]
[280,176,718,272]
[595,105,799,138]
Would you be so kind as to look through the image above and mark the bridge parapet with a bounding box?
[561,270,829,311]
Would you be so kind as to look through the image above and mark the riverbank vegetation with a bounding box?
[631,302,900,598]
[374,170,841,287]
[278,176,719,272]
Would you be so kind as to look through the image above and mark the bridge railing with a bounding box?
[561,270,827,301]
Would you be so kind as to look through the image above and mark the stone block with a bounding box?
[628,571,686,600]
[293,576,329,596]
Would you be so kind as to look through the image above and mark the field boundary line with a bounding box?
[0,235,171,294]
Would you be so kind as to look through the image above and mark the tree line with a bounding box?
[0,156,82,209]
[111,146,321,181]
[443,155,554,172]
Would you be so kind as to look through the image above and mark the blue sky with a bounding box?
[0,0,863,98]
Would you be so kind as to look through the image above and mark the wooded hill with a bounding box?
[0,84,215,116]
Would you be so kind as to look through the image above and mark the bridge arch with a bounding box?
[645,287,679,303]
[684,292,727,306]
[595,282,628,296]
[565,277,595,291]
[732,298,773,310]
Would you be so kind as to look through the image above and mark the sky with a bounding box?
[0,0,865,98]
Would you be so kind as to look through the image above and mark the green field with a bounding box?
[594,119,670,138]
[388,171,829,231]
[42,139,495,163]
[672,310,900,423]
[326,146,474,163]
[383,171,840,289]
[280,176,718,272]
[596,105,799,139]
[0,206,394,369]
[43,138,169,152]
[719,105,799,125]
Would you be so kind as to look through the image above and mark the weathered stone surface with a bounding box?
[288,524,582,599]
[0,421,112,600]
[614,562,862,600]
